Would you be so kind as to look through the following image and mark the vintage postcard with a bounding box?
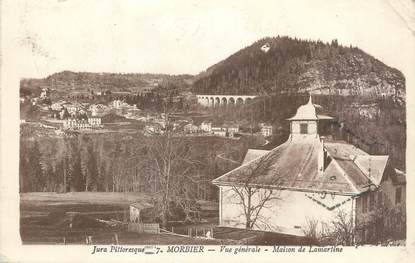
[1,0,414,262]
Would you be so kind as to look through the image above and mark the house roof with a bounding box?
[242,149,270,164]
[287,96,318,120]
[130,200,153,210]
[392,168,406,185]
[212,137,389,195]
[287,96,333,121]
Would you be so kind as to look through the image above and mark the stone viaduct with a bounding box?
[196,95,257,107]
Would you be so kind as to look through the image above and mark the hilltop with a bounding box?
[193,36,405,102]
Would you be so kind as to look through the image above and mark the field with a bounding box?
[21,192,150,207]
[20,192,223,245]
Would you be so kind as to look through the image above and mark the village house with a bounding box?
[112,99,125,109]
[210,124,239,137]
[200,121,212,133]
[88,115,102,127]
[64,102,84,115]
[112,100,137,114]
[211,126,227,137]
[89,104,108,116]
[184,123,200,134]
[144,122,164,135]
[63,115,102,130]
[40,87,49,99]
[212,96,405,244]
[50,101,65,111]
[260,123,273,137]
[224,124,240,137]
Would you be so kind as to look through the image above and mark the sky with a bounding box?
[10,0,415,80]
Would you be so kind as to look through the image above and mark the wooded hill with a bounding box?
[193,36,405,101]
[21,71,194,94]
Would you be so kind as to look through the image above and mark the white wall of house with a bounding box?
[130,206,141,223]
[290,121,319,141]
[219,185,354,236]
[200,122,212,132]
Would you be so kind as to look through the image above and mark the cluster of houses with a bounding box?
[144,118,274,138]
[47,99,143,130]
[212,96,406,244]
[184,121,240,137]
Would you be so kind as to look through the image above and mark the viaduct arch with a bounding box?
[196,95,257,107]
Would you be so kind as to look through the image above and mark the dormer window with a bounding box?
[300,123,308,134]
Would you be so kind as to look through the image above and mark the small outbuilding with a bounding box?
[129,201,154,223]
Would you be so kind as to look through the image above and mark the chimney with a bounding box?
[318,137,325,176]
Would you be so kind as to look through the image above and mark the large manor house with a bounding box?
[213,96,406,244]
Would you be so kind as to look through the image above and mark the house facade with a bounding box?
[200,122,212,133]
[63,116,102,130]
[354,167,406,243]
[212,96,405,244]
[260,124,273,137]
[184,123,200,134]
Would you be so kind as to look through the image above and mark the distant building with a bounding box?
[88,116,102,127]
[112,99,135,110]
[260,124,273,137]
[65,103,84,115]
[63,116,102,130]
[51,102,64,111]
[226,125,239,134]
[144,123,163,135]
[40,87,49,99]
[184,123,199,134]
[112,100,123,109]
[210,124,239,137]
[89,104,107,116]
[200,122,212,133]
[211,126,227,137]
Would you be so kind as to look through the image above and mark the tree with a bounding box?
[27,140,44,192]
[225,154,283,230]
[141,106,200,227]
[303,209,354,246]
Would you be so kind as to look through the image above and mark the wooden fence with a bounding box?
[128,223,160,234]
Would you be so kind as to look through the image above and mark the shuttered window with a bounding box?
[395,187,402,204]
[369,192,375,211]
[300,123,308,134]
[362,195,367,213]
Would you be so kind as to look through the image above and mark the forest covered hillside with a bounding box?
[193,36,405,102]
[21,71,194,94]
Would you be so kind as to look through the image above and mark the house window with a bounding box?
[395,187,402,204]
[362,195,367,213]
[377,192,383,206]
[300,123,308,134]
[369,192,375,211]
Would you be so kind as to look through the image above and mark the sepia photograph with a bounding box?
[1,0,415,262]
